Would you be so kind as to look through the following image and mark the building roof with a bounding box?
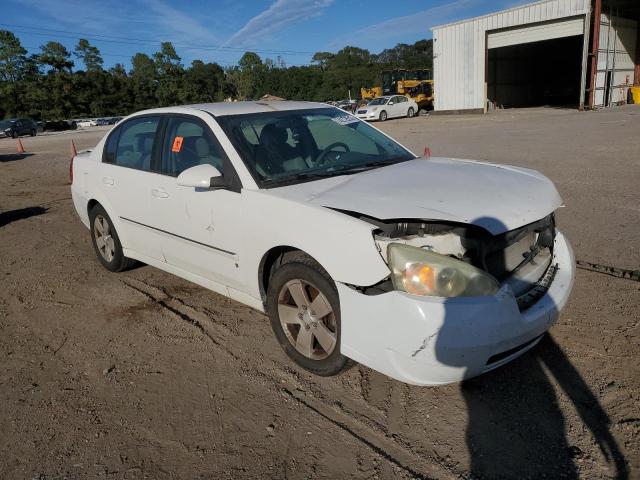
[432,0,574,31]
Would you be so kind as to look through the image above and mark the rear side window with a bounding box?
[161,117,227,177]
[106,116,160,171]
[104,128,119,164]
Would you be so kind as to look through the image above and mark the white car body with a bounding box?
[77,119,97,128]
[356,95,419,121]
[71,101,575,385]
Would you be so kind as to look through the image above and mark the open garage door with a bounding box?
[487,16,587,109]
[488,17,585,49]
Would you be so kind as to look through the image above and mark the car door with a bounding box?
[98,115,164,260]
[392,96,406,117]
[149,114,245,290]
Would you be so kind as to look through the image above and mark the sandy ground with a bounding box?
[0,107,638,479]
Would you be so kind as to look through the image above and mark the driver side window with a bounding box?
[160,117,227,177]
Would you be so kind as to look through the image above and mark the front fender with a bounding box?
[242,190,390,299]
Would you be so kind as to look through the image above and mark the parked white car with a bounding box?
[356,95,419,121]
[77,119,97,128]
[70,101,575,385]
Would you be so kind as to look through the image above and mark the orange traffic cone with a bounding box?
[423,146,431,158]
[16,138,25,154]
[69,140,78,184]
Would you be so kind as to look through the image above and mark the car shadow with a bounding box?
[0,206,48,227]
[433,216,628,478]
[460,335,627,478]
[0,153,34,163]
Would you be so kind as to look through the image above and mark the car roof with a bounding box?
[132,101,331,117]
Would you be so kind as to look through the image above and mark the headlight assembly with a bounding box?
[388,243,499,298]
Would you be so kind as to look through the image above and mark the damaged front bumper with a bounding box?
[338,230,575,386]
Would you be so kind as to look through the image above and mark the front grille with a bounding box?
[357,110,367,114]
[516,263,557,311]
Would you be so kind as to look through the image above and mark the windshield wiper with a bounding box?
[261,158,408,186]
[331,158,406,174]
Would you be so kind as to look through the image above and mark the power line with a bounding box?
[1,22,317,56]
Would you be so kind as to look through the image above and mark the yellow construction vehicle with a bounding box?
[360,68,434,110]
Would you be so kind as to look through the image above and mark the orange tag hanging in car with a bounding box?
[171,136,184,153]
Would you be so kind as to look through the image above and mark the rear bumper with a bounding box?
[338,230,575,385]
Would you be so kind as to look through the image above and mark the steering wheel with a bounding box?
[316,142,350,166]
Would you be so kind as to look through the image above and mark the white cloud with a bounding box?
[329,0,478,48]
[141,0,222,45]
[224,0,333,48]
[13,0,221,45]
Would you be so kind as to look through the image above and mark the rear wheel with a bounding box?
[267,253,348,376]
[30,129,36,136]
[89,204,136,272]
[379,110,388,122]
[407,107,415,118]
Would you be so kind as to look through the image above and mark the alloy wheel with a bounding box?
[94,214,116,263]
[277,279,337,360]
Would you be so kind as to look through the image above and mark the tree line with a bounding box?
[0,30,433,120]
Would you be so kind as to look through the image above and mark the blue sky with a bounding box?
[4,0,527,70]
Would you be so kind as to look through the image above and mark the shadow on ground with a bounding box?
[0,153,34,163]
[0,206,48,227]
[461,334,628,479]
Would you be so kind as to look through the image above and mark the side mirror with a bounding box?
[176,164,225,189]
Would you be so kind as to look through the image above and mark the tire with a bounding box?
[379,110,388,122]
[407,107,415,118]
[11,131,17,139]
[89,204,136,272]
[266,252,349,376]
[30,129,36,136]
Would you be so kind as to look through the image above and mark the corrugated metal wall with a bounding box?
[593,13,638,107]
[433,0,591,112]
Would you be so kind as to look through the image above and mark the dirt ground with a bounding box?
[1,106,638,480]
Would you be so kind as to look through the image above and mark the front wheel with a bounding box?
[266,253,348,376]
[30,129,36,136]
[379,110,388,122]
[407,107,415,118]
[11,131,17,139]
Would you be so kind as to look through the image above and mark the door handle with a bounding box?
[102,177,114,186]
[151,188,169,199]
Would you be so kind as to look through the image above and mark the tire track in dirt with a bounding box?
[120,276,456,480]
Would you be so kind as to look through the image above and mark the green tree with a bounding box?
[130,52,157,110]
[153,42,183,106]
[74,38,104,72]
[180,60,225,103]
[38,41,74,72]
[0,30,27,82]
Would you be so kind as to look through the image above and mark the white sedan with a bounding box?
[356,95,419,121]
[70,101,575,385]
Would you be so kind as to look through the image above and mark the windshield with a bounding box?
[368,98,388,106]
[0,120,14,129]
[217,108,415,188]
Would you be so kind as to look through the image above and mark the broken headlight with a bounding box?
[388,243,499,298]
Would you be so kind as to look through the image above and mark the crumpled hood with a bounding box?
[269,157,563,235]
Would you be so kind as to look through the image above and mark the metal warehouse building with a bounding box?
[433,0,640,113]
